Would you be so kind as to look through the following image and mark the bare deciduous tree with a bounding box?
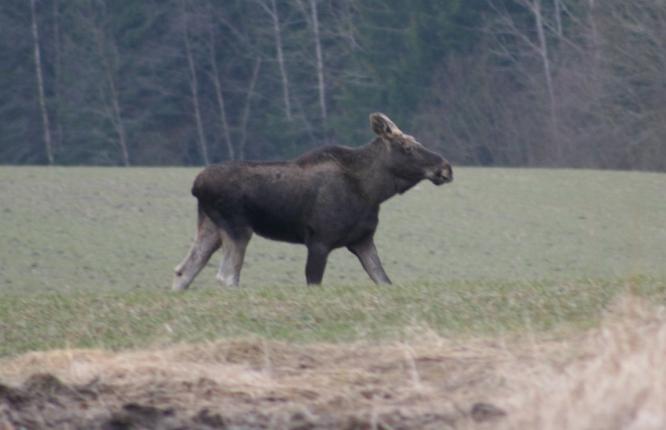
[207,13,234,161]
[529,0,560,162]
[238,58,262,161]
[30,0,54,164]
[259,0,293,121]
[309,0,327,121]
[52,0,64,154]
[90,1,130,166]
[182,0,209,165]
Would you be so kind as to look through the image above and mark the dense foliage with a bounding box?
[2,0,665,170]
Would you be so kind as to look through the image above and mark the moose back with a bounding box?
[173,113,453,290]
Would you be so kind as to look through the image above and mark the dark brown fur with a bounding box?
[173,113,452,289]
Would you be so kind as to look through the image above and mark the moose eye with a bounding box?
[401,144,414,155]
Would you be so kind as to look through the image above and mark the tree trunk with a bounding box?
[104,43,130,167]
[533,0,561,163]
[238,58,262,161]
[267,0,292,121]
[208,24,234,161]
[30,0,54,165]
[92,6,130,167]
[587,0,600,64]
[106,65,130,167]
[52,0,64,154]
[554,0,563,37]
[310,0,327,121]
[182,7,209,165]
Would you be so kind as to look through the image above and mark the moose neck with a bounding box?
[355,139,417,205]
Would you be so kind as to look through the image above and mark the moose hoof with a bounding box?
[172,275,189,292]
[216,272,239,287]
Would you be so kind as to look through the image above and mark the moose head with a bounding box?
[370,112,453,193]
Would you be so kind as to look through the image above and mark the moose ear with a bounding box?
[370,113,402,138]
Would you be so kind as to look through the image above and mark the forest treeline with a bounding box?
[2,0,665,170]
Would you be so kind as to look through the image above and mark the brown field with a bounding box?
[2,296,665,429]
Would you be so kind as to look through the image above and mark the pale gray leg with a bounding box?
[348,237,392,285]
[216,230,251,287]
[172,215,221,291]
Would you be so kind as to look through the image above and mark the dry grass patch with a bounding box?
[505,297,666,429]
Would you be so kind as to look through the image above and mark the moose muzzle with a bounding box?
[428,162,453,185]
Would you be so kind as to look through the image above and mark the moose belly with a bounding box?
[244,203,306,244]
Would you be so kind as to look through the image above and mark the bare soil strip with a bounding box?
[1,297,665,429]
[0,336,518,429]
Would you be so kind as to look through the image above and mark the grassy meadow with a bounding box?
[0,166,665,357]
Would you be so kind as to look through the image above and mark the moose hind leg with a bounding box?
[173,213,221,291]
[348,237,392,285]
[216,230,251,287]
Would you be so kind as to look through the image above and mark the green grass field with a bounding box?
[1,167,665,357]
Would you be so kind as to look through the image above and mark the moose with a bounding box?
[172,113,453,290]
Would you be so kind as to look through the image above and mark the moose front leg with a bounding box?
[305,243,330,285]
[348,236,392,285]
